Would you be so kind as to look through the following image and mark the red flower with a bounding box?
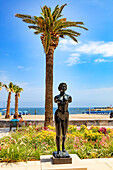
[98,127,107,134]
[44,127,48,130]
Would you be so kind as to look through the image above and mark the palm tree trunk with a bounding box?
[5,92,11,118]
[15,93,18,117]
[44,48,54,127]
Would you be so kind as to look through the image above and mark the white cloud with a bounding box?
[66,56,80,66]
[60,39,78,46]
[95,58,113,63]
[76,41,113,57]
[59,39,79,51]
[66,53,86,66]
[95,58,106,63]
[59,40,113,65]
[59,40,113,57]
[70,53,80,57]
[17,66,24,69]
[17,66,32,71]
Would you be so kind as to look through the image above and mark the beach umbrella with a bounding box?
[23,111,28,115]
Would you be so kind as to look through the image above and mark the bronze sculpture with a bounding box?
[53,83,72,158]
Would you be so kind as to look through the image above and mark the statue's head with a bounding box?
[58,83,67,92]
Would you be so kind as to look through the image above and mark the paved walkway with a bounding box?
[0,128,9,138]
[0,155,113,170]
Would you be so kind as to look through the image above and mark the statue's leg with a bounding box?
[61,113,69,152]
[55,112,61,154]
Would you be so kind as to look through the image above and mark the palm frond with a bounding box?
[36,18,45,29]
[58,29,81,36]
[75,25,88,30]
[18,93,20,98]
[59,35,65,38]
[34,30,42,35]
[8,89,11,92]
[46,7,53,27]
[9,82,13,89]
[52,5,59,17]
[28,25,44,32]
[42,5,48,19]
[34,16,39,21]
[53,18,66,32]
[58,18,67,22]
[49,7,51,12]
[54,22,88,32]
[20,88,24,92]
[63,21,87,29]
[67,34,78,42]
[22,18,36,24]
[3,84,8,89]
[55,4,67,20]
[28,25,41,30]
[0,82,2,90]
[46,17,51,31]
[15,14,31,19]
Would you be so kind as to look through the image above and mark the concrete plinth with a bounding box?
[40,154,87,170]
[52,156,72,164]
[52,151,72,164]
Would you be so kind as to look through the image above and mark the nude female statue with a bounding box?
[54,83,72,158]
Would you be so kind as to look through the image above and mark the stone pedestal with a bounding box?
[52,151,72,164]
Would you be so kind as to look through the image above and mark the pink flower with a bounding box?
[9,137,11,141]
[73,144,78,148]
[0,147,1,151]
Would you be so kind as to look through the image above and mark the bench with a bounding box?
[9,121,24,131]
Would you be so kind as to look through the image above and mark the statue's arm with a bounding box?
[68,96,72,103]
[54,96,57,103]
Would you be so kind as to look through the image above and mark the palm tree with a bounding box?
[3,82,14,118]
[0,82,2,91]
[13,85,23,117]
[15,4,88,126]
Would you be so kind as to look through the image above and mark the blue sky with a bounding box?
[0,0,113,108]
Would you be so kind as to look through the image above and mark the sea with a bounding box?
[0,107,90,115]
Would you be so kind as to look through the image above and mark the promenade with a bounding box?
[0,114,111,121]
[0,154,113,170]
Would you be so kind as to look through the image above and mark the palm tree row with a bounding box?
[15,4,88,126]
[0,82,23,118]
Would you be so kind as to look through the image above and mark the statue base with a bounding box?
[52,151,72,164]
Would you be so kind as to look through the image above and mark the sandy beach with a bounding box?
[0,114,111,121]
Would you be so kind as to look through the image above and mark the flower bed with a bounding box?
[0,125,113,162]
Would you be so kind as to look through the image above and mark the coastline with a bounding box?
[0,114,110,121]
